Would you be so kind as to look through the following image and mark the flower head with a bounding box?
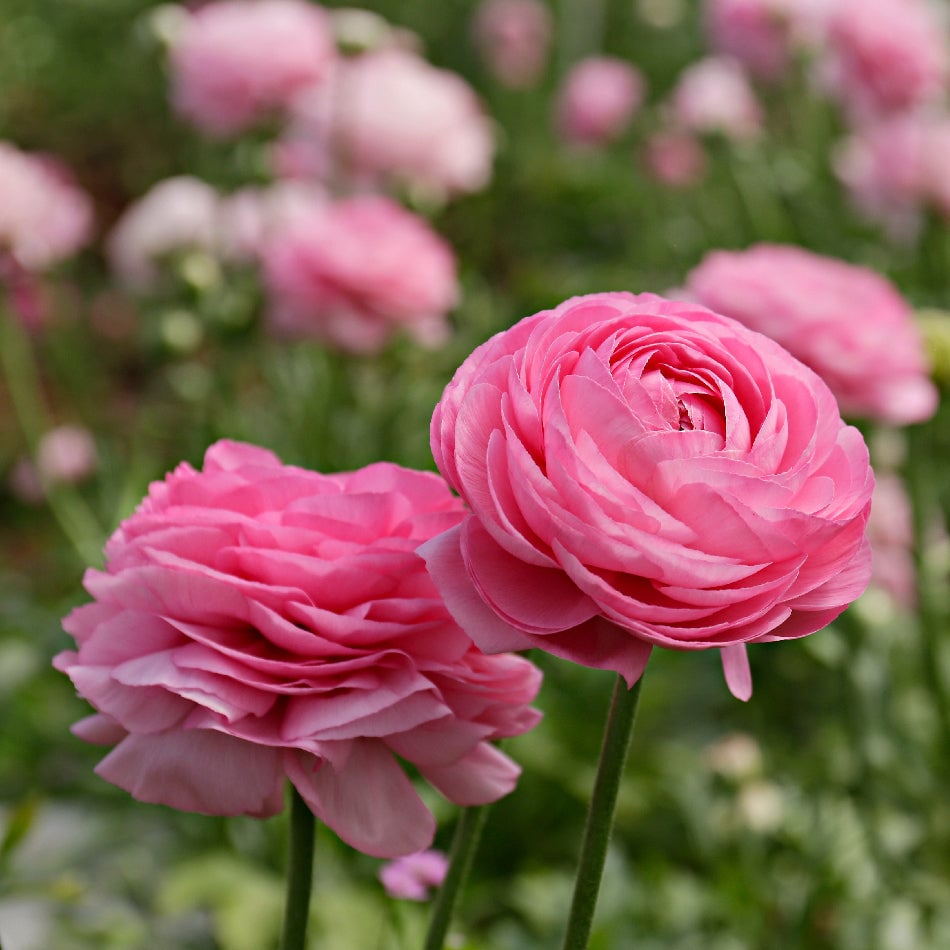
[55,441,542,857]
[555,56,645,147]
[379,849,449,900]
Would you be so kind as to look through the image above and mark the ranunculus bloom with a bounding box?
[379,849,449,900]
[106,176,221,291]
[37,425,98,486]
[819,0,948,121]
[668,56,763,140]
[472,0,553,89]
[555,56,645,147]
[55,441,542,858]
[641,130,707,188]
[280,47,495,198]
[169,0,335,136]
[0,142,93,270]
[685,244,938,425]
[422,292,874,701]
[261,195,459,352]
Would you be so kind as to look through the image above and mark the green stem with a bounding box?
[280,785,316,950]
[561,674,644,950]
[423,804,489,950]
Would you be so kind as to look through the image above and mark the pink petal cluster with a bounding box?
[281,47,495,198]
[379,849,449,901]
[169,0,335,137]
[472,0,553,89]
[820,0,948,121]
[262,195,459,353]
[668,56,763,140]
[106,176,221,291]
[642,130,707,188]
[867,472,917,609]
[55,441,542,858]
[0,142,93,270]
[555,56,645,147]
[423,292,874,702]
[685,244,938,425]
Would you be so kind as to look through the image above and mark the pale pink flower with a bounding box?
[281,47,495,198]
[867,472,917,609]
[472,0,553,89]
[106,176,221,291]
[641,130,707,188]
[820,0,948,121]
[262,195,458,353]
[37,425,98,485]
[379,849,449,901]
[169,0,335,136]
[703,0,828,80]
[556,56,645,147]
[55,441,542,858]
[422,292,873,702]
[0,142,93,270]
[685,244,939,425]
[669,56,763,140]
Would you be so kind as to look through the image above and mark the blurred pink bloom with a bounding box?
[472,0,553,89]
[641,130,707,187]
[55,441,543,857]
[685,244,938,425]
[106,176,220,290]
[703,0,828,80]
[669,56,763,140]
[169,0,335,136]
[820,0,948,121]
[423,292,873,702]
[0,142,93,271]
[379,849,449,900]
[867,472,917,609]
[556,56,646,147]
[37,425,98,485]
[262,195,459,352]
[280,47,495,198]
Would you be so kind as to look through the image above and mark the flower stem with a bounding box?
[280,785,316,950]
[561,673,644,950]
[423,804,489,950]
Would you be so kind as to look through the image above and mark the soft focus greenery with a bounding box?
[1,1,949,948]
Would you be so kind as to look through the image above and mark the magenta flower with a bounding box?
[168,0,335,137]
[55,441,542,857]
[685,244,938,425]
[555,56,645,147]
[262,195,459,353]
[379,849,449,901]
[422,292,873,701]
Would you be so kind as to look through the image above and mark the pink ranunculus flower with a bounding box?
[169,0,335,137]
[685,244,939,425]
[0,142,93,271]
[669,56,763,141]
[421,292,874,701]
[641,129,708,188]
[472,0,553,89]
[555,56,646,147]
[37,425,98,486]
[379,848,449,901]
[866,472,917,610]
[819,0,948,121]
[55,441,542,858]
[261,194,459,353]
[106,176,221,291]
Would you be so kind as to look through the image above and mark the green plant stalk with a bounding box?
[561,673,644,950]
[423,804,489,950]
[0,310,104,565]
[280,785,316,950]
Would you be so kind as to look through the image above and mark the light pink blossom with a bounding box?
[37,425,98,485]
[106,176,221,291]
[867,472,917,609]
[669,56,763,140]
[169,0,335,136]
[0,142,93,270]
[685,244,938,425]
[555,56,645,147]
[262,195,458,353]
[641,130,707,188]
[820,0,948,121]
[422,292,873,702]
[472,0,553,89]
[379,849,449,900]
[55,441,542,858]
